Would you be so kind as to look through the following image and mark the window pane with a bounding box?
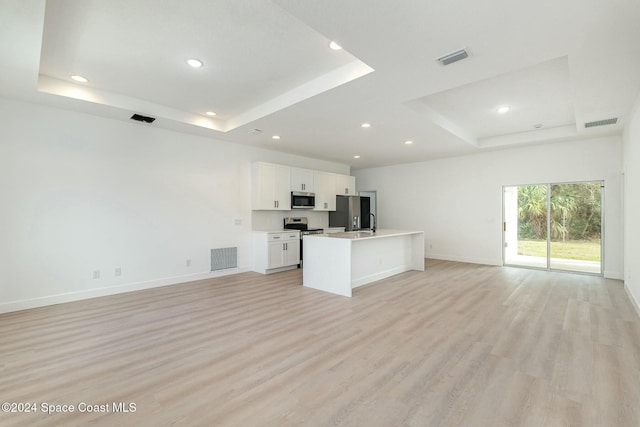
[549,183,602,274]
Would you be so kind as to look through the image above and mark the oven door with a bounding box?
[291,191,315,209]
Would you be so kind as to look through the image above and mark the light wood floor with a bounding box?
[1,260,640,426]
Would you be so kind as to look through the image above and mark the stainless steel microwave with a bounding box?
[291,191,315,209]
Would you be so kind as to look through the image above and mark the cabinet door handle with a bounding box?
[273,236,280,239]
[302,183,305,190]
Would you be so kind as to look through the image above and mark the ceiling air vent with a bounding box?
[130,113,156,123]
[584,118,618,128]
[437,48,469,66]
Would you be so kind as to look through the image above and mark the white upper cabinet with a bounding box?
[313,171,337,211]
[252,162,356,211]
[290,167,315,192]
[251,162,291,210]
[335,174,356,196]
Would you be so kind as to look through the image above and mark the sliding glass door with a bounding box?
[504,185,548,268]
[503,182,603,275]
[548,183,602,273]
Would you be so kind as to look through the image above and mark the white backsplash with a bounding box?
[252,211,330,231]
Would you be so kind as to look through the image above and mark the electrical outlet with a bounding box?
[115,267,122,277]
[186,259,191,267]
[93,270,100,279]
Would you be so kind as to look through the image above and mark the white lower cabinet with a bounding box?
[252,231,300,274]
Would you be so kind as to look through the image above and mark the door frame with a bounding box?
[502,180,604,276]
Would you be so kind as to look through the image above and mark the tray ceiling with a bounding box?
[1,0,639,168]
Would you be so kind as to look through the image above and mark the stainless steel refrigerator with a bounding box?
[329,195,371,231]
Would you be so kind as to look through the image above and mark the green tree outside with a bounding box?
[517,183,601,261]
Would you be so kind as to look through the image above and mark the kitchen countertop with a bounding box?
[303,229,425,297]
[252,229,300,234]
[253,227,339,233]
[309,229,423,240]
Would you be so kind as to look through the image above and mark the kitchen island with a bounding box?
[302,229,425,297]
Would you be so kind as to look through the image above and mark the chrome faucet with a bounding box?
[370,212,376,232]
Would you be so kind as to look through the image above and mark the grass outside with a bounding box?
[518,239,601,261]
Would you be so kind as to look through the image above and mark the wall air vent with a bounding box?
[211,247,238,271]
[130,113,156,123]
[437,49,469,66]
[584,118,618,128]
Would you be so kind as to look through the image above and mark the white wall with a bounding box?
[354,137,624,279]
[252,210,331,231]
[0,97,349,313]
[623,94,640,315]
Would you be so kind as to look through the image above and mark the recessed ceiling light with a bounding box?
[186,58,203,68]
[361,123,371,128]
[353,155,360,159]
[533,123,543,129]
[272,135,281,140]
[405,140,413,145]
[70,75,89,83]
[497,105,510,114]
[205,111,216,116]
[329,41,342,50]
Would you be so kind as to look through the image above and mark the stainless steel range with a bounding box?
[283,217,324,267]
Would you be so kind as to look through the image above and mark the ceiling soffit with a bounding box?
[406,56,620,149]
[37,0,373,133]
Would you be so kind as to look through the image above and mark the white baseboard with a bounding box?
[426,255,622,280]
[0,267,250,314]
[251,265,299,275]
[352,265,410,288]
[624,282,640,320]
[604,270,623,280]
[426,253,502,267]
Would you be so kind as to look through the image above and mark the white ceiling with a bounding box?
[415,57,575,141]
[2,0,640,169]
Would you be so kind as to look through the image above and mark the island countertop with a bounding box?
[307,229,423,240]
[303,229,425,297]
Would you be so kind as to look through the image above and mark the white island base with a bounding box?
[302,229,425,297]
